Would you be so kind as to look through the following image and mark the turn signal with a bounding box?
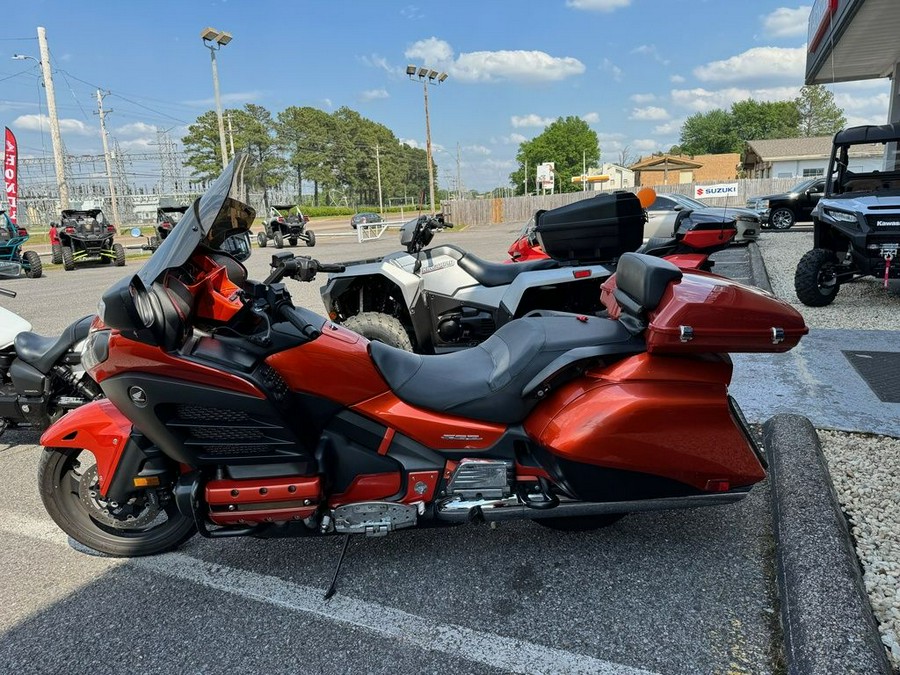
[573,270,591,278]
[133,476,160,488]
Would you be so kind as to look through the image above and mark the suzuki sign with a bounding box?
[694,183,738,199]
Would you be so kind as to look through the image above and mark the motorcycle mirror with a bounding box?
[130,227,143,238]
[636,187,657,209]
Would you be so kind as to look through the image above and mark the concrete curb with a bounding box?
[747,241,773,293]
[764,414,892,675]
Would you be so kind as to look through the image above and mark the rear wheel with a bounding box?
[274,232,284,249]
[534,514,625,531]
[38,448,195,557]
[305,230,316,247]
[62,246,75,271]
[113,243,126,267]
[795,248,841,307]
[23,250,43,278]
[343,312,413,351]
[257,232,268,248]
[51,243,62,265]
[769,207,795,230]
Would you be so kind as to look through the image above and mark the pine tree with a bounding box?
[795,85,847,137]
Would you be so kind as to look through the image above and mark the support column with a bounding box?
[888,63,900,170]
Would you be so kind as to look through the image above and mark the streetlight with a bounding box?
[200,26,232,169]
[407,64,448,213]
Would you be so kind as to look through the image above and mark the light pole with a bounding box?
[407,65,447,213]
[200,26,232,169]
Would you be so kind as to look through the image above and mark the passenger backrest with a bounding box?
[614,253,682,332]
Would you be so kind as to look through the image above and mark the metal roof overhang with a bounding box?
[806,0,900,84]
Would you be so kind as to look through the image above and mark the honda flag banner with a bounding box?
[694,183,738,199]
[4,127,18,225]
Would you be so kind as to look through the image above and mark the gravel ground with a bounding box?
[759,229,900,668]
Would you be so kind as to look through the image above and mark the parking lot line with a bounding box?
[0,510,661,675]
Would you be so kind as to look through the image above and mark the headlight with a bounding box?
[824,209,857,223]
[736,215,757,222]
[759,200,769,209]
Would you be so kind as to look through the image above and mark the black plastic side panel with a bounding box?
[9,359,47,396]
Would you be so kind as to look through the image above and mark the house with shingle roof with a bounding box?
[741,136,884,179]
[628,153,740,187]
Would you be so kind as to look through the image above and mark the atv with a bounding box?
[795,123,900,306]
[49,208,125,270]
[257,204,315,248]
[149,206,189,250]
[0,211,42,278]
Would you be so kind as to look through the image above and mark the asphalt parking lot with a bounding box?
[0,225,783,675]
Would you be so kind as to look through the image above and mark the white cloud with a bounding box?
[360,88,389,102]
[465,144,491,155]
[671,85,801,112]
[630,93,656,103]
[601,58,623,82]
[511,114,554,128]
[653,120,682,135]
[632,139,659,151]
[183,91,262,106]
[400,5,424,20]
[322,98,333,109]
[762,6,811,38]
[566,0,630,11]
[832,87,890,127]
[631,44,669,66]
[581,111,600,123]
[14,114,93,136]
[502,133,528,144]
[694,47,805,82]
[670,74,686,83]
[117,137,155,151]
[400,138,421,149]
[598,132,626,141]
[630,106,670,121]
[360,54,397,75]
[405,37,583,83]
[115,122,157,136]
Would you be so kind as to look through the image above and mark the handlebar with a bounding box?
[265,252,346,285]
[276,302,321,340]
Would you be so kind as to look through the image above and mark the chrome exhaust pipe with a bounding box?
[435,489,751,524]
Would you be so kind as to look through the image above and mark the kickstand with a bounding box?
[324,534,351,601]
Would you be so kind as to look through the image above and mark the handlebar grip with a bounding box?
[316,262,346,273]
[278,304,320,339]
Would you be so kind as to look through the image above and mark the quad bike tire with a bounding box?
[23,250,43,278]
[343,312,413,351]
[795,248,841,307]
[305,230,316,247]
[769,207,795,230]
[61,246,75,271]
[274,232,284,249]
[288,237,298,247]
[113,243,126,267]
[149,235,160,249]
[38,447,195,557]
[534,514,625,531]
[51,243,62,265]
[257,232,268,248]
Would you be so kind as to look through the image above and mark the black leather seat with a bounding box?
[369,314,641,424]
[15,315,94,373]
[637,237,677,257]
[427,245,558,287]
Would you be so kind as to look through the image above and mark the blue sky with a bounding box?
[1,0,891,192]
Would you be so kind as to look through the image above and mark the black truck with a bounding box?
[746,177,825,230]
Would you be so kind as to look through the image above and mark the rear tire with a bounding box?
[113,242,126,266]
[534,514,625,531]
[274,232,284,249]
[795,248,841,307]
[343,312,413,351]
[51,243,62,265]
[23,250,43,278]
[305,230,316,247]
[257,232,268,248]
[38,447,195,557]
[769,207,795,230]
[62,246,75,271]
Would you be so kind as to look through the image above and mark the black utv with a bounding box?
[50,208,125,270]
[795,123,900,306]
[152,206,189,248]
[257,205,315,248]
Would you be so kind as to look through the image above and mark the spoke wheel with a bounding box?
[769,208,795,230]
[38,448,195,557]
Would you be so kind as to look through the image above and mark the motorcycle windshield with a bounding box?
[138,154,249,285]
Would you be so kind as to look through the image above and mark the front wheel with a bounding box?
[769,207,795,230]
[273,232,284,249]
[23,250,43,278]
[61,246,75,271]
[113,242,126,267]
[795,248,841,307]
[343,312,413,351]
[38,448,195,557]
[305,230,316,247]
[51,243,62,265]
[257,232,268,248]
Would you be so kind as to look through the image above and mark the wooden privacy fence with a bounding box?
[443,177,807,226]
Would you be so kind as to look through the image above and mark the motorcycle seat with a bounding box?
[428,244,558,287]
[368,314,641,424]
[637,237,677,256]
[15,315,94,373]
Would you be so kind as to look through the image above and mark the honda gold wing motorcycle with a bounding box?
[1,287,101,437]
[320,190,739,354]
[38,156,807,584]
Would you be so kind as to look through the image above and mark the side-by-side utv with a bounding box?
[50,209,125,270]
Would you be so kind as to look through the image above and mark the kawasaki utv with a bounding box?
[50,208,125,270]
[0,212,42,279]
[795,123,900,306]
[257,205,315,248]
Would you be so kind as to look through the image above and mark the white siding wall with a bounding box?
[770,156,884,177]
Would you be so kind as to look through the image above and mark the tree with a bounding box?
[679,109,738,155]
[230,104,288,212]
[509,117,600,195]
[276,106,336,205]
[795,85,846,137]
[181,110,225,182]
[730,99,799,143]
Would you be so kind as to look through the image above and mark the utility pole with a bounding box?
[227,112,235,157]
[375,144,383,216]
[456,142,462,200]
[37,26,68,210]
[95,90,121,227]
[524,160,528,197]
[422,79,435,213]
[582,150,587,192]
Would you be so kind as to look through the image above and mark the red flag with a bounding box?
[4,127,18,225]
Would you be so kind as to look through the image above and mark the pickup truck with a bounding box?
[746,177,825,229]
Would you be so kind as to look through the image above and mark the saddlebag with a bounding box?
[535,192,644,263]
